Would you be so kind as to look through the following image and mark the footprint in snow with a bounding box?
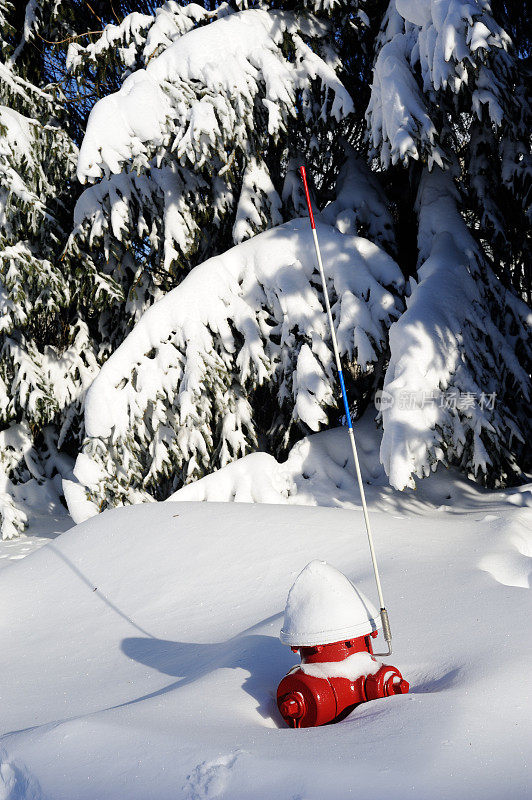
[184,751,241,800]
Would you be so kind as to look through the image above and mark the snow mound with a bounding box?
[168,452,293,505]
[167,417,384,508]
[0,491,530,798]
[280,560,380,646]
[169,409,516,518]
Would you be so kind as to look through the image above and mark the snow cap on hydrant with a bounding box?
[280,560,381,647]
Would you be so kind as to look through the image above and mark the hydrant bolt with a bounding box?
[279,692,305,720]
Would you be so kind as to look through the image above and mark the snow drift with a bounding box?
[1,468,531,798]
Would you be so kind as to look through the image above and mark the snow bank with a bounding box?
[168,452,293,505]
[1,488,530,799]
[166,417,384,511]
[168,407,513,524]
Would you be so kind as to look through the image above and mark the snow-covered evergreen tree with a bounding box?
[57,0,530,518]
[380,166,530,488]
[0,0,122,537]
[65,218,404,515]
[367,0,531,488]
[66,4,361,344]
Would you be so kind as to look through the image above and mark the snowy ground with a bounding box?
[0,420,531,800]
[0,482,72,574]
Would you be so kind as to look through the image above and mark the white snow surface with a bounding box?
[280,559,381,646]
[299,650,382,681]
[2,418,531,799]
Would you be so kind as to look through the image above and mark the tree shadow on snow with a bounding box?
[120,621,295,725]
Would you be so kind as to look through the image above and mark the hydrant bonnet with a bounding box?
[280,560,381,647]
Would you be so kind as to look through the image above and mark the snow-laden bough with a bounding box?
[66,219,403,519]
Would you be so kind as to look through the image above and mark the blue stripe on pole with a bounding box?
[338,369,353,428]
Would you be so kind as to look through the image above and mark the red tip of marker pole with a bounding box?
[299,165,316,229]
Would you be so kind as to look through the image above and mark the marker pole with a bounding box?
[299,166,392,655]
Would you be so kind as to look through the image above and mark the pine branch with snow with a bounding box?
[65,6,356,347]
[381,167,530,489]
[67,219,403,515]
[0,1,124,537]
[366,0,514,169]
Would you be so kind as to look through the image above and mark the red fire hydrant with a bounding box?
[277,561,409,728]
